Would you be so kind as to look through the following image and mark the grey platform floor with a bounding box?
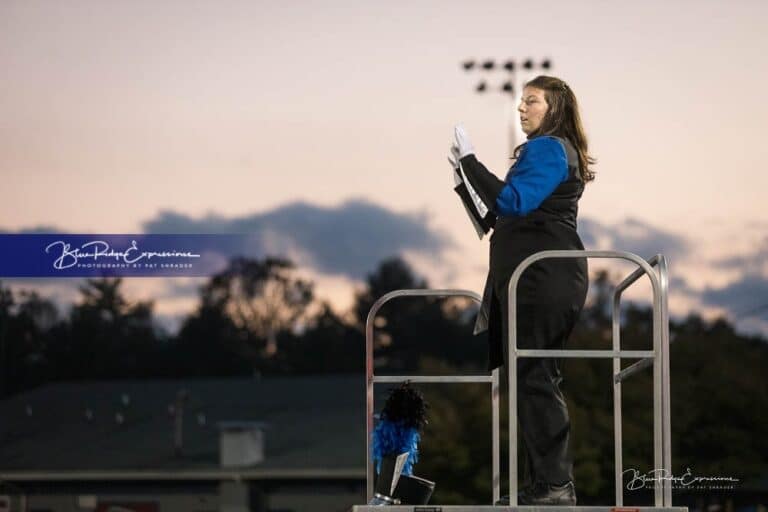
[352,507,689,512]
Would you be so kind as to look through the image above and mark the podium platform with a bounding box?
[352,507,689,512]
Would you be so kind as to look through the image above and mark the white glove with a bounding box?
[450,144,461,162]
[453,123,475,158]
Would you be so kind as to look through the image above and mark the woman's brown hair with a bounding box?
[514,75,596,183]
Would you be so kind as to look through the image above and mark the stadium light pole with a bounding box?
[461,58,552,158]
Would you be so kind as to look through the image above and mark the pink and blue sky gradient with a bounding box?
[1,0,767,335]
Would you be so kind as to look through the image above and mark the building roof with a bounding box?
[0,374,369,477]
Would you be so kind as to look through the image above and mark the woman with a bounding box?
[449,75,595,506]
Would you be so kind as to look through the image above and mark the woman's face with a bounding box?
[518,86,549,135]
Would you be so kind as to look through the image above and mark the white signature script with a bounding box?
[45,240,201,270]
[624,468,739,490]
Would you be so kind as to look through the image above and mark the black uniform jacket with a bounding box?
[453,136,589,370]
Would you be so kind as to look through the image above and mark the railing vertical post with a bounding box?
[365,297,376,501]
[509,294,519,506]
[613,289,624,506]
[653,264,664,508]
[492,368,500,504]
[660,256,673,506]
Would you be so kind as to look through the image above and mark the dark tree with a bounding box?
[46,277,160,380]
[173,256,316,376]
[353,256,427,326]
[200,256,314,357]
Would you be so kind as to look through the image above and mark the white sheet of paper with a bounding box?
[391,452,410,494]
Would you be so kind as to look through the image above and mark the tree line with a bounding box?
[0,255,766,504]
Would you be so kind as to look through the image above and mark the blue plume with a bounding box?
[372,418,420,476]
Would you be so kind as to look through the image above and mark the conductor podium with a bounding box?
[353,251,688,512]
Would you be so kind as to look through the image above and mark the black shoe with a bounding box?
[518,480,577,506]
[493,483,535,506]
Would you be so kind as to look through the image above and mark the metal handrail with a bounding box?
[611,254,672,506]
[506,250,672,508]
[365,289,501,503]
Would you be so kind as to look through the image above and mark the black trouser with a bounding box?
[495,290,582,486]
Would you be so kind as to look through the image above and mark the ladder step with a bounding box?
[373,376,495,384]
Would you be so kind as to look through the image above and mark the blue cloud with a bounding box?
[141,198,452,279]
[713,236,767,272]
[701,273,768,321]
[578,216,690,260]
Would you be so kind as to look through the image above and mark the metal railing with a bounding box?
[365,289,501,503]
[506,250,672,507]
[363,250,672,507]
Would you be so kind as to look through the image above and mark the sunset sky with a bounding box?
[1,0,767,336]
